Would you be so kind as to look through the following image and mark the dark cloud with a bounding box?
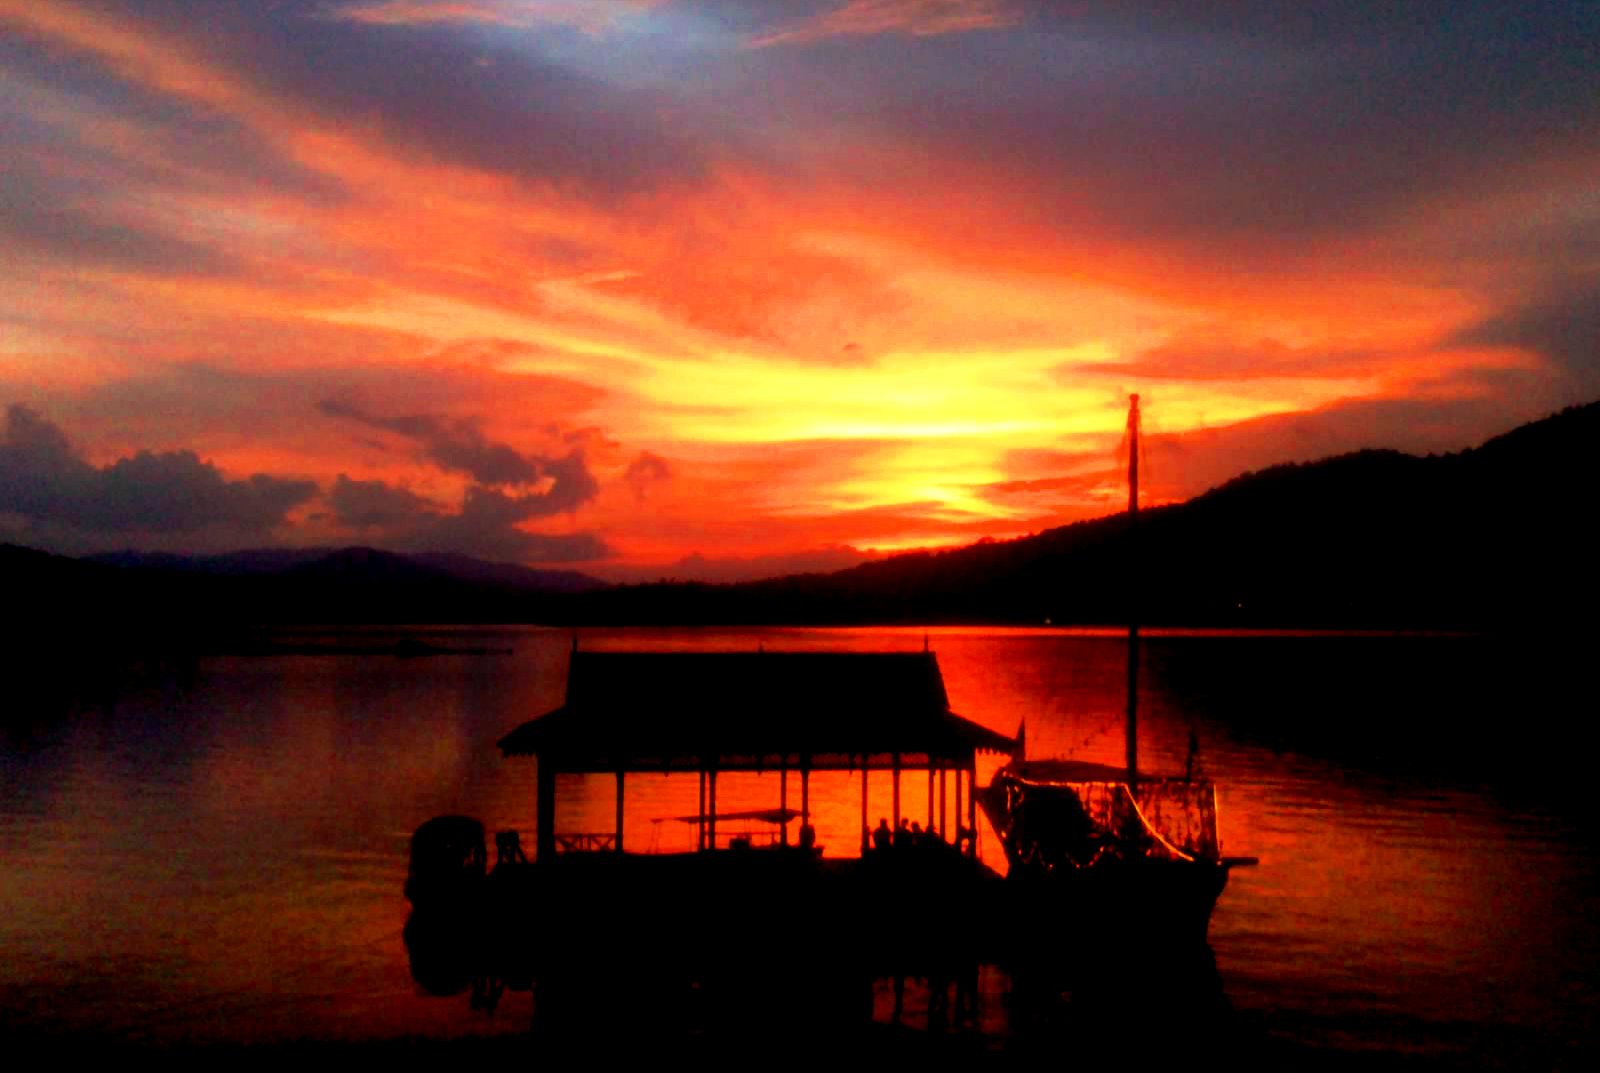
[323,472,611,562]
[1,158,248,279]
[624,450,672,500]
[96,1,720,198]
[732,1,1600,257]
[0,404,316,533]
[41,362,607,455]
[455,484,565,527]
[1453,276,1600,394]
[422,486,611,562]
[0,34,344,282]
[1066,336,1391,382]
[715,0,1559,52]
[328,473,441,528]
[1026,1,1598,52]
[983,472,1121,501]
[0,369,615,565]
[19,0,1595,274]
[319,399,540,485]
[748,0,1021,47]
[604,544,878,584]
[319,399,600,513]
[535,451,602,514]
[2,201,244,281]
[0,32,341,205]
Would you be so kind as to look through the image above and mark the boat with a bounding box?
[401,397,1248,1023]
[404,814,488,911]
[403,647,1019,1020]
[978,394,1255,949]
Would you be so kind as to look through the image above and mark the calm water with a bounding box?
[2,627,1595,1064]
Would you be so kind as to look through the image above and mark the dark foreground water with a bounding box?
[2,627,1595,1066]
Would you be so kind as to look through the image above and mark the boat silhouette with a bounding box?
[979,395,1256,949]
[401,397,1250,1032]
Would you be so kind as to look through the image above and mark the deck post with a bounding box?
[614,770,624,854]
[860,760,869,855]
[892,754,901,829]
[927,764,935,830]
[967,762,978,858]
[698,769,707,851]
[801,763,810,831]
[536,756,556,862]
[952,768,962,846]
[940,766,947,838]
[708,768,718,851]
[780,765,789,845]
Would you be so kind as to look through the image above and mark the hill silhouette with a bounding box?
[85,546,602,593]
[2,401,1595,633]
[569,400,1598,628]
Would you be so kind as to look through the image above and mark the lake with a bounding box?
[2,626,1595,1065]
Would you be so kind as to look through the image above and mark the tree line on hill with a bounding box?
[2,400,1595,640]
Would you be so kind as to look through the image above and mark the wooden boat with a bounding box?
[404,648,1017,1014]
[979,758,1245,948]
[978,395,1254,949]
[402,397,1249,1019]
[403,814,487,911]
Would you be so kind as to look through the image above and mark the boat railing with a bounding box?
[553,829,799,856]
[1133,780,1220,861]
[555,832,618,854]
[709,828,787,851]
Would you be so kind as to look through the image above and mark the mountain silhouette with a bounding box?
[86,546,603,593]
[3,401,1595,632]
[570,400,1598,628]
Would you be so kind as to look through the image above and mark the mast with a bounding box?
[1126,393,1140,787]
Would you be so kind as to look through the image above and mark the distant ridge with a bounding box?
[406,551,602,594]
[568,400,1600,628]
[3,546,606,633]
[4,401,1597,630]
[85,546,605,593]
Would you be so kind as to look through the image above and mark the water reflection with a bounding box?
[1,626,1595,1064]
[402,860,1230,1056]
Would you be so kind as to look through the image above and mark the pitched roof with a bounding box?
[498,650,1015,771]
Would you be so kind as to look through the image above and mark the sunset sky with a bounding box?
[2,1,1596,580]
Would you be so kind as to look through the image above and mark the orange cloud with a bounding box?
[750,0,1020,47]
[331,0,662,31]
[3,1,1590,573]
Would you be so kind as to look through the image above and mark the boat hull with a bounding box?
[986,859,1229,957]
[978,764,1234,950]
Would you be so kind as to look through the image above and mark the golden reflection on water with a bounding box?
[1,627,1594,1058]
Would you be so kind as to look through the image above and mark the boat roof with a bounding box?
[498,650,1016,772]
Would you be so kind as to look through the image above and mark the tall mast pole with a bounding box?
[1126,393,1140,787]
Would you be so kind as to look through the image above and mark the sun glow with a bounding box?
[2,0,1579,571]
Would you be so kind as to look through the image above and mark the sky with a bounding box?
[2,1,1596,581]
